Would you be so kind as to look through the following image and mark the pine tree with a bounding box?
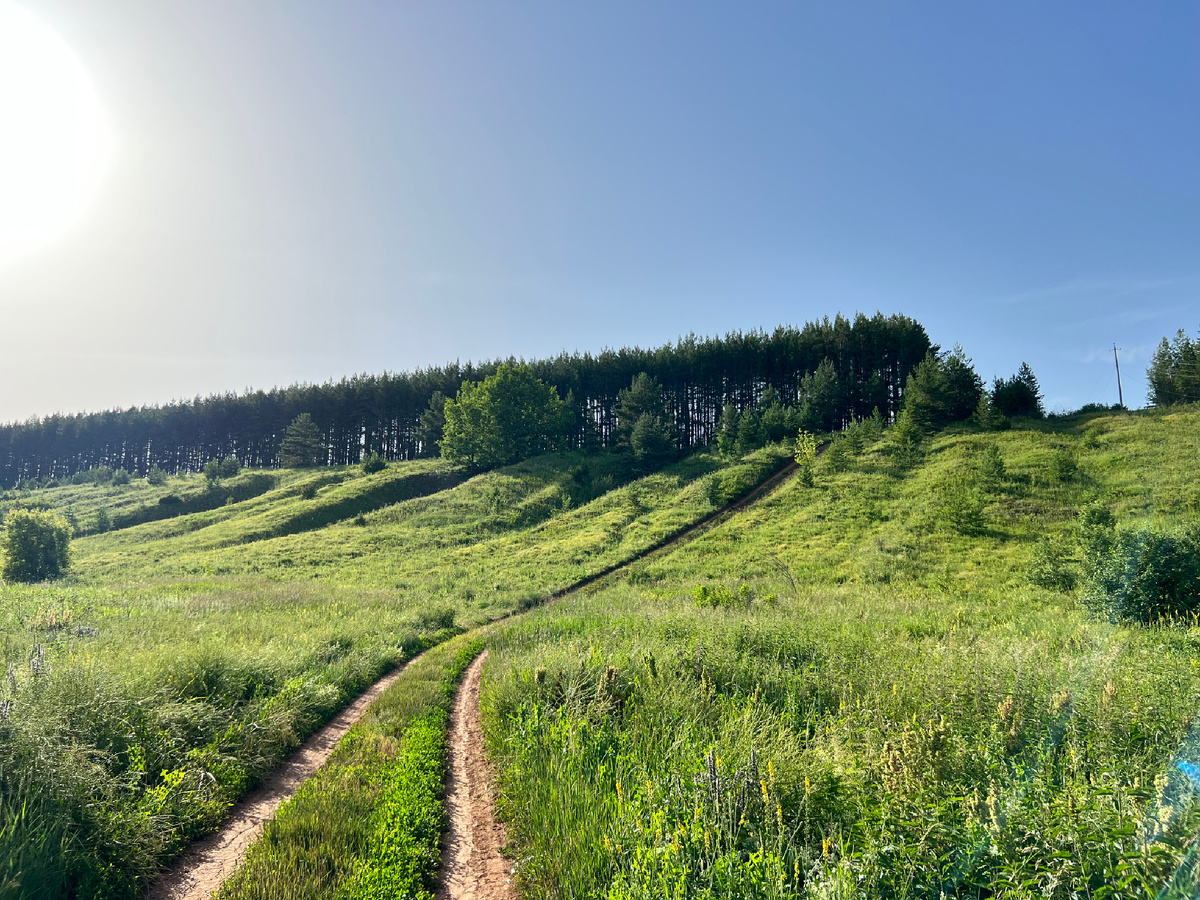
[279,413,326,468]
[716,404,740,456]
[615,374,672,447]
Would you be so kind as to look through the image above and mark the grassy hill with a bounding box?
[0,445,789,898]
[480,407,1200,899]
[3,405,1200,898]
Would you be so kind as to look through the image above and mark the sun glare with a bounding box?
[0,1,112,261]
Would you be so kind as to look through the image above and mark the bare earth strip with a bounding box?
[436,650,514,900]
[146,458,798,900]
[145,660,415,900]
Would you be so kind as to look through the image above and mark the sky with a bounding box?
[1,1,1198,422]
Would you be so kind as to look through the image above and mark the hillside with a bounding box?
[2,406,1200,898]
[0,444,789,897]
[478,406,1200,899]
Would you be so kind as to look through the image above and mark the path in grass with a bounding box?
[145,659,417,900]
[146,457,799,900]
[436,650,514,900]
[433,460,802,899]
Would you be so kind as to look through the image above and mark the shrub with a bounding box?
[937,472,986,535]
[979,444,1006,488]
[1049,449,1078,484]
[889,407,923,470]
[218,456,242,478]
[300,482,319,500]
[147,466,168,486]
[1078,501,1116,579]
[203,459,222,484]
[1080,525,1200,623]
[825,435,851,473]
[111,468,132,486]
[1,508,72,582]
[795,430,818,487]
[361,453,387,474]
[159,495,182,506]
[1027,535,1078,592]
[93,508,111,533]
[691,583,774,609]
[91,466,113,486]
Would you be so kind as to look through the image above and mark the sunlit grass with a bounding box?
[0,444,789,897]
[482,406,1200,899]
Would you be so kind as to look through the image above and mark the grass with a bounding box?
[9,405,1199,898]
[217,631,487,900]
[0,444,789,898]
[480,406,1200,899]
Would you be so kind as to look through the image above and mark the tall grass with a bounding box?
[218,632,486,900]
[0,444,789,896]
[482,407,1200,898]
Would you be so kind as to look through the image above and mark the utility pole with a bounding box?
[1113,344,1124,408]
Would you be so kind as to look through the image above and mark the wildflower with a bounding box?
[776,803,783,826]
[761,780,770,804]
[986,780,1002,831]
[616,780,624,804]
[804,776,811,793]
[822,837,832,857]
[997,696,1014,722]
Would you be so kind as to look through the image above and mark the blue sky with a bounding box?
[2,1,1197,420]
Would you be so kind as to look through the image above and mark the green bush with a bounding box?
[218,456,242,478]
[1080,524,1200,623]
[691,582,775,608]
[1049,449,1078,484]
[795,429,818,486]
[1027,535,1078,592]
[937,473,986,535]
[1,508,72,582]
[146,466,168,486]
[111,468,131,486]
[825,434,851,473]
[979,444,1006,488]
[361,452,387,474]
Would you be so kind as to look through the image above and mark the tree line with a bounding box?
[1,313,936,486]
[1147,327,1200,406]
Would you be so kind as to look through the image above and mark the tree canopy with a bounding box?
[991,362,1044,419]
[0,313,933,485]
[1148,329,1200,406]
[440,365,571,470]
[902,346,984,432]
[1,508,72,582]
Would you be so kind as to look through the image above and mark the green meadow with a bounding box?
[3,405,1200,898]
[0,445,786,898]
[480,407,1200,899]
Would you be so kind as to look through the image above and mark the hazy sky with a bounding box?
[2,1,1198,422]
